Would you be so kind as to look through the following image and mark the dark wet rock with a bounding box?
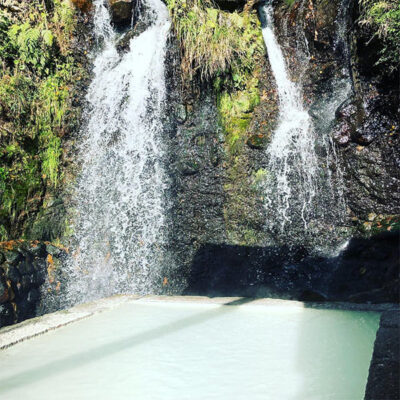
[175,104,187,124]
[328,231,399,303]
[0,279,9,303]
[333,98,364,146]
[178,157,201,176]
[27,288,40,304]
[28,242,46,257]
[182,231,399,302]
[116,18,148,52]
[109,0,135,27]
[365,310,400,400]
[33,258,47,272]
[5,265,21,285]
[116,29,136,52]
[32,270,46,287]
[381,311,400,329]
[299,290,327,302]
[21,274,34,292]
[0,241,67,328]
[4,250,22,265]
[25,198,67,242]
[17,258,35,276]
[0,303,15,327]
[247,134,269,149]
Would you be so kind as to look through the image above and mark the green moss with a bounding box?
[217,75,260,154]
[0,0,84,240]
[359,0,400,71]
[166,0,264,81]
[252,168,268,187]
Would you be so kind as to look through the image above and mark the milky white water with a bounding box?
[0,301,379,400]
[64,0,171,304]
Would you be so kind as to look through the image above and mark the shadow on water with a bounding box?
[0,297,255,394]
[183,231,399,303]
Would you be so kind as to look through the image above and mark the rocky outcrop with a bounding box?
[273,0,399,228]
[159,0,400,295]
[0,241,67,328]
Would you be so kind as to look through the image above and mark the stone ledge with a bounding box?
[0,295,142,349]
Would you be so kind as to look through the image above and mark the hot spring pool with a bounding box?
[0,298,379,400]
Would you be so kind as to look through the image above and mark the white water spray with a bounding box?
[65,0,171,304]
[260,4,318,230]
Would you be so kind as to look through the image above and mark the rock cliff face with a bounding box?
[0,0,398,327]
[160,0,399,298]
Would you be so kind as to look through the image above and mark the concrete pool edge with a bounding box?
[0,295,143,349]
[1,295,397,350]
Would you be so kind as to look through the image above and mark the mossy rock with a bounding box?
[247,134,269,149]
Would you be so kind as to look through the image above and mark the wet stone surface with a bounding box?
[365,310,400,400]
[0,241,67,328]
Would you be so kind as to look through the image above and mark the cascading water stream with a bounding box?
[64,0,171,305]
[260,4,318,230]
[259,4,348,248]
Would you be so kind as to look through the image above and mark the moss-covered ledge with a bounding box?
[0,240,67,328]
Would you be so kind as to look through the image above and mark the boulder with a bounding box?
[109,0,135,28]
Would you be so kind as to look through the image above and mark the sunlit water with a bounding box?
[0,302,379,399]
[64,0,171,305]
[259,5,347,246]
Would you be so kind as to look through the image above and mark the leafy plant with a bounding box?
[0,0,83,238]
[359,0,400,71]
[166,0,264,81]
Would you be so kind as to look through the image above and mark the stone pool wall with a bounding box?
[365,310,400,400]
[0,241,67,328]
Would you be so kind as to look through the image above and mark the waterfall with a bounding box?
[259,4,347,248]
[260,4,318,230]
[64,0,171,305]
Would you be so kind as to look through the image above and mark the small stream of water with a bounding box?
[260,4,318,230]
[259,4,348,250]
